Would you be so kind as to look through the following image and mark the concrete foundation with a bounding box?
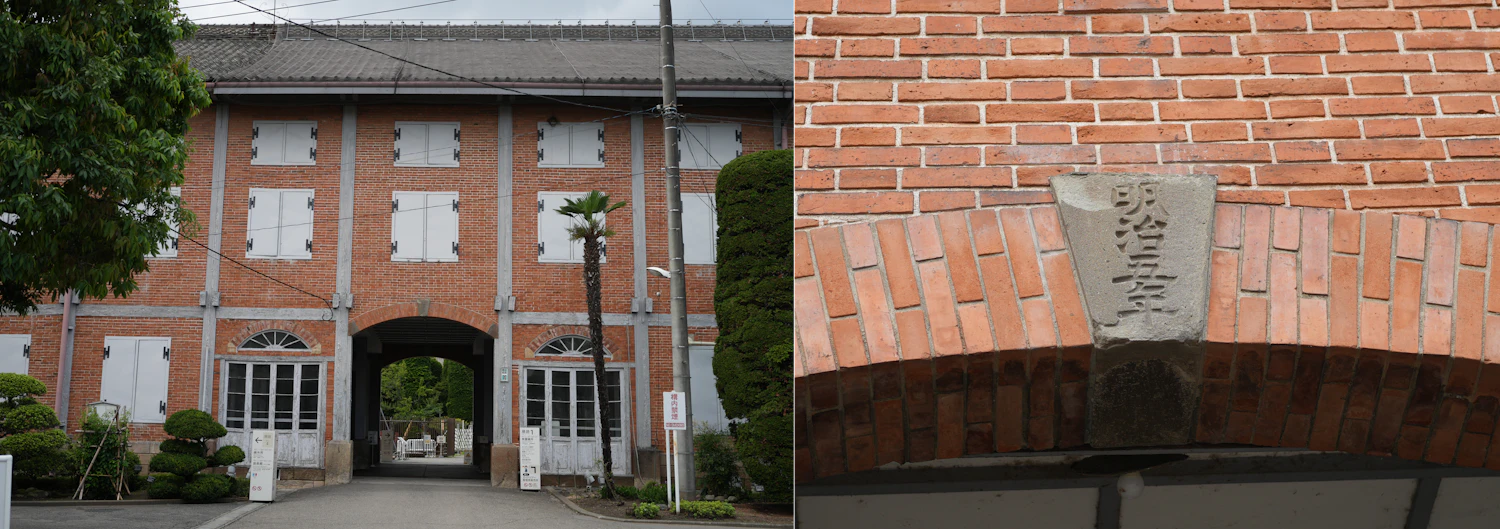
[491,443,519,488]
[326,440,353,485]
[636,447,664,487]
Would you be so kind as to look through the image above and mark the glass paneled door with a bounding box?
[523,367,628,476]
[220,362,325,467]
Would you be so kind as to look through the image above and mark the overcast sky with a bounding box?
[180,0,791,25]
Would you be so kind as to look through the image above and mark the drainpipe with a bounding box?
[55,290,78,427]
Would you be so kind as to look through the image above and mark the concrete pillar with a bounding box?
[491,443,519,488]
[325,440,353,485]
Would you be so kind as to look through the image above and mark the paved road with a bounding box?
[224,477,727,529]
[11,501,242,529]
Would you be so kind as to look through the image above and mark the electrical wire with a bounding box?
[308,0,459,24]
[191,0,341,21]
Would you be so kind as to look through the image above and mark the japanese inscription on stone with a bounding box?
[1050,173,1216,346]
[1109,181,1177,327]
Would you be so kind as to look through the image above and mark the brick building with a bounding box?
[0,22,790,486]
[794,0,1500,527]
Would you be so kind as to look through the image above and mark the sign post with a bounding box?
[519,427,541,491]
[249,430,276,502]
[663,391,685,512]
[0,454,12,529]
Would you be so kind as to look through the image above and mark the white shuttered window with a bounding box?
[145,187,182,259]
[100,337,172,423]
[537,122,605,168]
[682,193,719,265]
[394,122,461,167]
[246,189,314,260]
[0,334,30,375]
[537,192,609,264]
[390,191,460,262]
[679,123,742,170]
[251,121,317,166]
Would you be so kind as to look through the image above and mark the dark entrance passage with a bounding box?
[350,316,495,480]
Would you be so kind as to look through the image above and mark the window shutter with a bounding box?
[569,123,604,166]
[391,192,426,261]
[428,123,460,166]
[99,337,138,417]
[537,123,569,167]
[424,192,459,262]
[394,123,428,166]
[682,193,717,265]
[283,122,317,165]
[537,193,580,262]
[132,338,171,423]
[681,124,712,169]
[279,190,315,259]
[709,124,742,165]
[247,189,282,258]
[0,335,29,375]
[252,122,286,165]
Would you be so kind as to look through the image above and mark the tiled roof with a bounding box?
[174,24,791,87]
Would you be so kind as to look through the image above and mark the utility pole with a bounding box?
[659,0,696,501]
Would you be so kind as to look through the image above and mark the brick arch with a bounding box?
[348,301,499,338]
[795,202,1500,483]
[521,325,622,358]
[227,320,325,352]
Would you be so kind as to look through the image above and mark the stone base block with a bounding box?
[491,444,519,488]
[635,447,663,487]
[325,440,353,485]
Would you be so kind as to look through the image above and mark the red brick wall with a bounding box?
[794,0,1500,223]
[69,317,203,440]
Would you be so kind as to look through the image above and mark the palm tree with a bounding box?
[556,190,627,497]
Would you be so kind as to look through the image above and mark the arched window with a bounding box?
[240,330,309,351]
[536,335,607,357]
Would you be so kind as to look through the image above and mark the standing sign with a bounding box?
[519,427,541,491]
[663,391,686,430]
[0,454,12,529]
[249,430,277,502]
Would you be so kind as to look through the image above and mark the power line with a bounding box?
[191,0,341,21]
[179,0,245,8]
[228,0,634,115]
[308,0,457,23]
[171,227,333,307]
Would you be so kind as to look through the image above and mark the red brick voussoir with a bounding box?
[794,202,1500,483]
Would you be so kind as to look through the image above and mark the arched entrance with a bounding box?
[794,173,1500,526]
[350,315,495,479]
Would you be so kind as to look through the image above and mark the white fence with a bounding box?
[455,424,473,452]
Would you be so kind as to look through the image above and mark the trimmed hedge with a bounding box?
[148,451,207,478]
[163,409,226,440]
[631,502,660,519]
[0,373,46,401]
[712,149,793,501]
[155,409,238,503]
[211,445,245,467]
[146,473,185,499]
[678,500,736,519]
[182,473,232,503]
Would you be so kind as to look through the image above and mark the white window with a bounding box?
[535,335,610,358]
[100,337,172,423]
[0,334,30,375]
[144,187,181,259]
[394,122,460,167]
[690,345,730,430]
[251,121,317,166]
[537,192,608,264]
[390,191,459,263]
[246,189,314,260]
[679,123,742,170]
[537,122,605,168]
[224,362,321,432]
[0,212,17,238]
[683,193,719,265]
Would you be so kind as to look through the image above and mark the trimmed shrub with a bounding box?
[148,451,207,478]
[631,502,660,519]
[0,373,46,402]
[5,403,60,431]
[640,482,668,504]
[712,149,793,502]
[182,473,232,503]
[146,473,184,499]
[614,485,639,500]
[677,500,736,519]
[163,409,227,440]
[211,445,245,467]
[694,425,745,499]
[231,477,251,497]
[159,439,206,458]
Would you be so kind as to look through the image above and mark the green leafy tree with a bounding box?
[556,190,626,497]
[1,1,211,314]
[712,150,793,501]
[443,361,474,422]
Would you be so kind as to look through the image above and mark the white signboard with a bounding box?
[249,430,277,502]
[519,427,541,491]
[663,391,686,430]
[0,455,12,529]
